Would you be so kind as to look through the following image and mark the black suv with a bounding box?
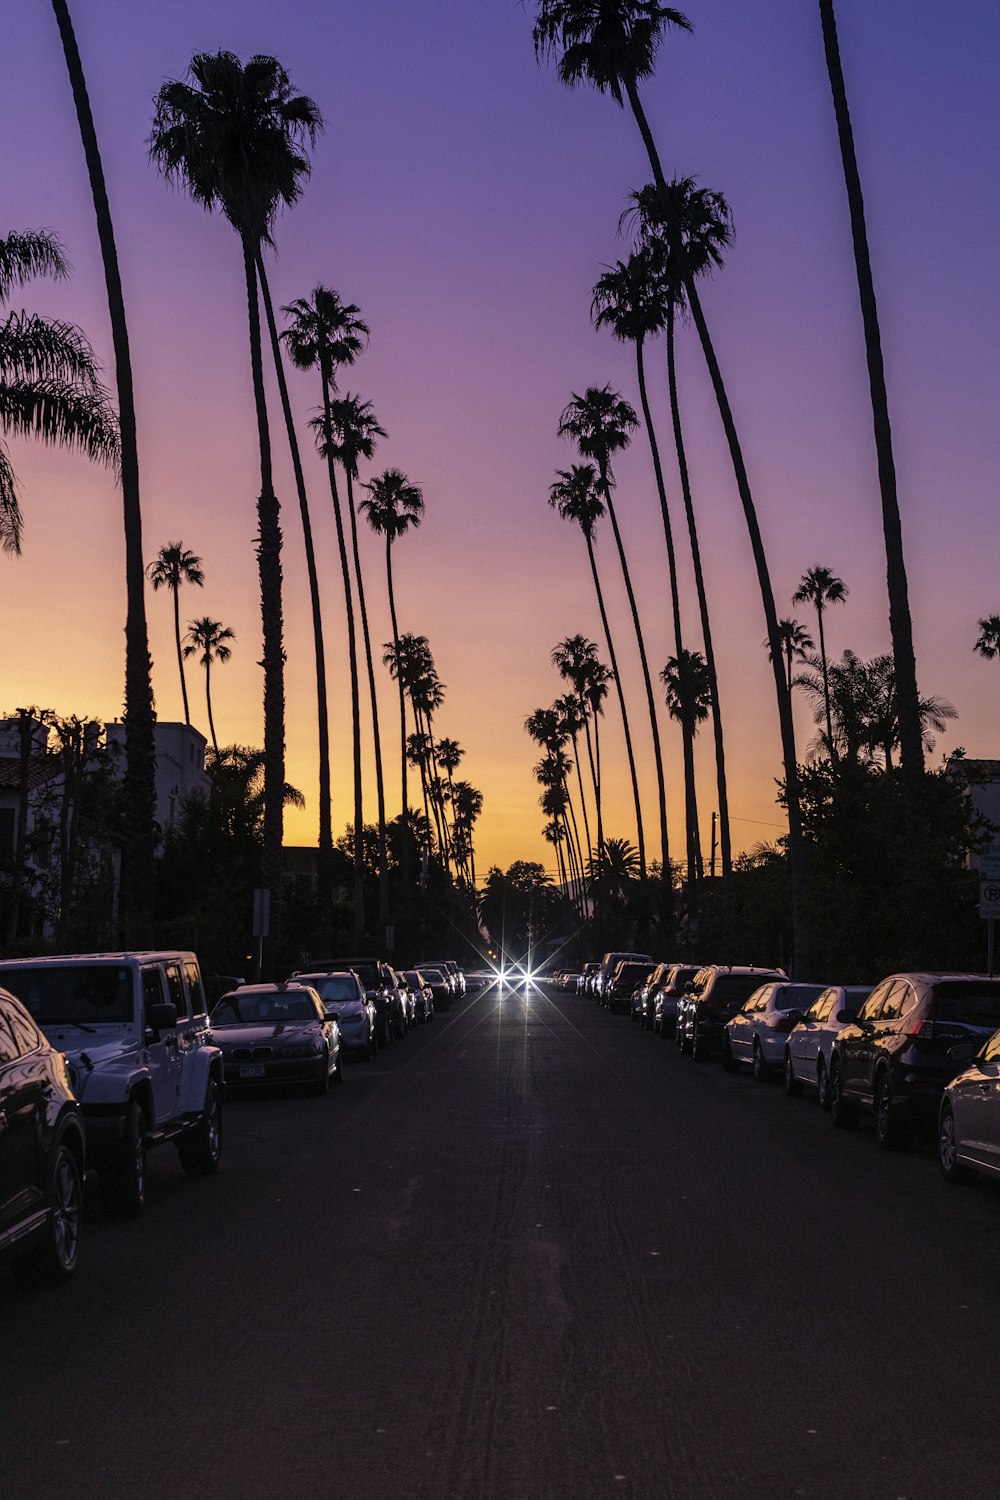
[830,972,1000,1148]
[605,961,657,1015]
[677,965,787,1060]
[0,986,85,1285]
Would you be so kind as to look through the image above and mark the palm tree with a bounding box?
[361,469,425,839]
[553,693,593,878]
[451,780,484,893]
[548,463,646,878]
[147,543,204,725]
[796,650,955,771]
[793,566,848,760]
[661,650,711,884]
[150,52,322,941]
[50,1,157,947]
[818,0,924,801]
[434,736,465,863]
[183,617,235,755]
[768,617,815,697]
[534,1,810,974]
[1,229,119,556]
[974,617,1000,674]
[551,634,606,859]
[316,393,391,936]
[281,288,369,944]
[623,176,735,918]
[559,386,668,908]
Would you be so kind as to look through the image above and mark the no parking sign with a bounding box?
[980,881,1000,920]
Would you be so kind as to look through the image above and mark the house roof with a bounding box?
[0,757,63,792]
[947,758,1000,784]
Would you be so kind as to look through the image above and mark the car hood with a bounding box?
[42,1028,139,1072]
[213,1022,321,1047]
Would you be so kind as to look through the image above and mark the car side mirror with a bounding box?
[787,1010,805,1025]
[856,1015,873,1032]
[147,1002,178,1036]
[837,1009,856,1024]
[326,1010,340,1022]
[948,1039,980,1064]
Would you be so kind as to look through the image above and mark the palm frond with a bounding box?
[0,230,69,302]
[0,379,119,466]
[0,441,23,555]
[0,312,108,389]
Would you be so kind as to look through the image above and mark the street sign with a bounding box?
[252,887,271,938]
[980,880,1000,920]
[976,844,1000,880]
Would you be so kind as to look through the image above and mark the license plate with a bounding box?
[239,1063,266,1079]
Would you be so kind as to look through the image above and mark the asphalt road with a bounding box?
[3,982,1000,1500]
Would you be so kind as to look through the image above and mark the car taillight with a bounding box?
[906,1005,935,1038]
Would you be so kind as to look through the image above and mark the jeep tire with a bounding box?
[104,1098,147,1216]
[178,1080,223,1175]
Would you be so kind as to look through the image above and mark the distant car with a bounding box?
[0,987,85,1285]
[593,951,654,1006]
[831,973,1000,1148]
[723,982,829,1080]
[425,960,465,999]
[415,966,452,1012]
[677,965,787,1061]
[211,984,342,1094]
[401,970,435,1023]
[293,970,377,1059]
[784,985,874,1106]
[939,1025,1000,1183]
[309,958,402,1047]
[653,964,702,1037]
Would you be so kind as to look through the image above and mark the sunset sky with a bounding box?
[4,1,1000,879]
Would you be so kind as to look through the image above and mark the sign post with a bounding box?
[978,880,1000,977]
[252,887,271,982]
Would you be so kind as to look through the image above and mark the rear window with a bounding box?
[2,964,134,1025]
[298,975,360,1002]
[931,981,1000,1030]
[776,985,826,1012]
[705,973,777,1004]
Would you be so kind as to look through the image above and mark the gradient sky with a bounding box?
[4,1,1000,878]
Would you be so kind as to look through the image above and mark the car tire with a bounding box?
[366,1032,377,1060]
[332,1049,345,1085]
[783,1051,802,1096]
[938,1103,970,1183]
[13,1140,83,1285]
[830,1062,858,1129]
[874,1072,906,1151]
[313,1050,332,1096]
[104,1098,147,1216]
[817,1058,831,1111]
[752,1041,769,1083]
[721,1036,737,1073]
[178,1080,223,1175]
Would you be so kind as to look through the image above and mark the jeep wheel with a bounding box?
[105,1098,147,1216]
[178,1080,223,1176]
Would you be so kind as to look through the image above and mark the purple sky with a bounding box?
[4,1,1000,873]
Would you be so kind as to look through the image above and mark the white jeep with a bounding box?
[0,950,224,1214]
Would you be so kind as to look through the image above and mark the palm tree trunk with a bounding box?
[819,0,923,800]
[318,364,364,947]
[666,303,733,929]
[204,657,218,756]
[256,256,334,914]
[582,709,604,858]
[816,600,835,758]
[424,716,453,875]
[592,708,605,859]
[51,0,156,948]
[583,529,647,880]
[385,543,409,820]
[344,469,391,943]
[569,728,594,874]
[171,586,191,725]
[563,780,588,915]
[625,76,807,976]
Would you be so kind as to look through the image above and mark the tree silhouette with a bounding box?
[793,566,848,761]
[183,617,235,756]
[147,543,204,725]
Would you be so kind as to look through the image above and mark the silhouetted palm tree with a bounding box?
[661,650,711,882]
[768,618,815,697]
[796,650,955,772]
[793,566,848,760]
[362,469,424,836]
[147,543,204,725]
[974,617,1000,676]
[552,634,607,858]
[451,780,483,893]
[548,463,646,878]
[281,287,369,943]
[183,617,235,755]
[151,51,321,936]
[535,2,810,973]
[818,0,924,800]
[554,693,593,877]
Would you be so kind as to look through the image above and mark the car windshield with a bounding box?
[403,972,424,986]
[212,993,319,1025]
[931,981,1000,1030]
[419,969,444,983]
[775,985,826,1012]
[704,973,777,1003]
[297,975,359,1002]
[1,964,134,1025]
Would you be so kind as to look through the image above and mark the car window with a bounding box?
[2,963,135,1026]
[777,985,826,1013]
[879,981,911,1021]
[0,1010,20,1064]
[931,981,1000,1030]
[982,1029,1000,1064]
[184,961,208,1017]
[857,981,892,1022]
[6,1006,42,1055]
[165,964,187,1021]
[142,967,166,1023]
[804,991,832,1023]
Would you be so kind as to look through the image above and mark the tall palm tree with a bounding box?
[974,617,1000,677]
[147,543,204,725]
[361,469,425,838]
[661,649,711,884]
[818,0,924,801]
[623,175,735,917]
[548,463,646,877]
[793,566,848,761]
[50,1,157,947]
[183,617,235,755]
[281,288,369,944]
[316,393,391,937]
[553,693,593,877]
[150,52,322,942]
[255,258,335,917]
[768,617,815,697]
[552,634,606,859]
[451,780,483,893]
[1,229,120,556]
[534,1,810,974]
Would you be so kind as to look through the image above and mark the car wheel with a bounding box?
[830,1062,858,1129]
[178,1080,223,1175]
[678,1024,691,1056]
[721,1036,737,1073]
[13,1140,83,1285]
[752,1042,769,1083]
[105,1098,147,1216]
[783,1051,803,1096]
[313,1050,332,1096]
[691,1024,709,1063]
[333,1048,345,1085]
[874,1072,906,1151]
[366,1031,377,1060]
[938,1103,970,1183]
[817,1058,831,1111]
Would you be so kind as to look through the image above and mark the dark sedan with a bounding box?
[211,984,343,1094]
[0,985,85,1285]
[414,966,452,1012]
[402,970,435,1023]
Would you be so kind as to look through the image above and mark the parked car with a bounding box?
[653,964,702,1037]
[605,960,657,1015]
[392,970,417,1031]
[830,973,1000,1148]
[211,984,342,1094]
[0,950,223,1215]
[307,958,402,1047]
[723,982,829,1080]
[295,970,377,1059]
[0,986,85,1285]
[784,985,874,1106]
[938,1024,1000,1183]
[593,951,654,1006]
[415,966,452,1012]
[676,965,787,1061]
[425,960,465,999]
[401,970,435,1023]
